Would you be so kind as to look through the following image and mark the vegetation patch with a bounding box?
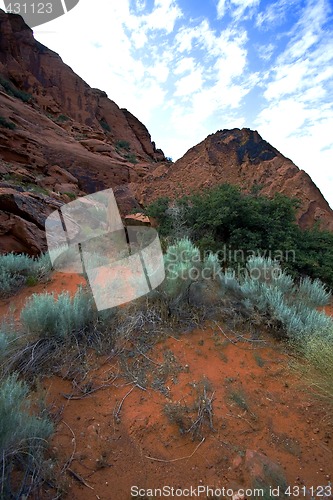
[0,374,54,498]
[99,119,111,132]
[0,252,52,298]
[0,116,16,129]
[0,75,32,103]
[116,139,131,151]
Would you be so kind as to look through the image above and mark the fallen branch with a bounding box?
[114,385,136,423]
[145,437,205,463]
[67,468,94,490]
[61,421,76,473]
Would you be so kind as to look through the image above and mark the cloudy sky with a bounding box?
[2,0,333,206]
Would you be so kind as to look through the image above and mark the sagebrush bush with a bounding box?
[0,252,52,297]
[297,276,331,308]
[0,373,53,497]
[161,238,202,303]
[20,288,95,339]
[239,256,333,340]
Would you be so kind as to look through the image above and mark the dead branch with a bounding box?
[145,437,205,463]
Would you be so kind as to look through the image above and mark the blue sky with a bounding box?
[2,0,332,206]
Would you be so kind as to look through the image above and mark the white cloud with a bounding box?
[217,0,260,20]
[174,68,204,97]
[174,57,196,74]
[256,43,275,61]
[216,0,227,18]
[255,0,298,29]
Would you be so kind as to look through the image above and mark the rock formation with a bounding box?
[0,10,166,253]
[1,10,333,255]
[134,128,333,231]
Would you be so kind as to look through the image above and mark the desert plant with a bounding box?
[161,238,202,304]
[116,139,131,151]
[297,276,331,308]
[55,114,70,123]
[124,152,138,163]
[145,184,333,287]
[0,116,16,129]
[0,373,53,498]
[20,288,95,340]
[100,119,111,132]
[0,252,52,297]
[0,75,32,103]
[296,336,333,412]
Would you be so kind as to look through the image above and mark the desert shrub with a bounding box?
[116,139,131,151]
[20,288,94,340]
[0,116,16,129]
[0,331,9,365]
[0,267,25,298]
[0,252,52,297]
[297,276,331,308]
[55,114,69,122]
[238,256,333,340]
[0,373,53,498]
[100,119,111,132]
[144,185,333,287]
[124,152,138,163]
[300,336,333,405]
[161,238,202,304]
[202,252,221,279]
[0,75,32,102]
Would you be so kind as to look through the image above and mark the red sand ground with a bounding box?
[1,274,332,500]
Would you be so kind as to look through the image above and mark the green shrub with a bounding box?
[160,238,202,304]
[0,253,52,297]
[0,75,32,102]
[116,139,131,151]
[124,152,138,163]
[100,119,111,132]
[237,256,333,340]
[63,191,77,200]
[0,374,53,497]
[301,336,333,405]
[144,185,333,287]
[55,114,70,123]
[0,116,16,129]
[20,288,95,340]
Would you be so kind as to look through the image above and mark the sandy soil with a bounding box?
[1,274,332,500]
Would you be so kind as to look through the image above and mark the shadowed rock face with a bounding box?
[134,128,333,231]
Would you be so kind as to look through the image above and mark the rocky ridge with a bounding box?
[133,128,333,231]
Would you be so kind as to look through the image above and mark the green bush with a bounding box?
[100,119,111,132]
[301,336,333,406]
[116,139,131,151]
[145,184,333,287]
[236,256,332,340]
[0,373,53,497]
[20,288,94,339]
[55,114,70,123]
[0,75,32,103]
[124,152,138,164]
[0,252,52,297]
[0,116,16,129]
[161,238,201,302]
